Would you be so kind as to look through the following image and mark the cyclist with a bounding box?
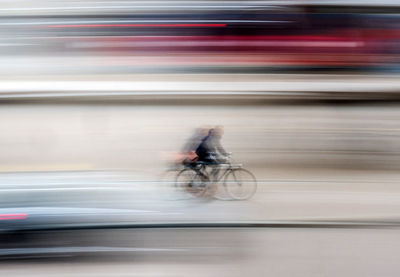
[195,125,228,165]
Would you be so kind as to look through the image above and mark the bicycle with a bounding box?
[175,154,257,200]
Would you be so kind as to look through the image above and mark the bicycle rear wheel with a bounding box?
[175,168,208,198]
[224,169,257,200]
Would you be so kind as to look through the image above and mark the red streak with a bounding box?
[47,24,226,28]
[0,213,28,220]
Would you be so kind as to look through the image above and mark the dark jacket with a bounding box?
[195,131,226,161]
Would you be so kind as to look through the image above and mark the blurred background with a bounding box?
[1,0,400,276]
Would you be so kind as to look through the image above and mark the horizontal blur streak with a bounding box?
[1,2,400,72]
[47,24,227,28]
[0,214,28,220]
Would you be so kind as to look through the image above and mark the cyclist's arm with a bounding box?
[215,140,228,156]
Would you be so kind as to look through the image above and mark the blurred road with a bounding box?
[0,102,400,224]
[0,227,400,277]
[1,169,400,224]
[1,92,400,275]
[0,101,400,220]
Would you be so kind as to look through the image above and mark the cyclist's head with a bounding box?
[214,125,224,137]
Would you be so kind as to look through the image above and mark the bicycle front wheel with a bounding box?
[224,169,257,200]
[175,168,207,198]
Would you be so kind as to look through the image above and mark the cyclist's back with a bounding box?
[195,126,227,164]
[195,134,211,162]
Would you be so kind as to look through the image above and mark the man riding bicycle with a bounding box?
[173,125,257,200]
[195,126,229,165]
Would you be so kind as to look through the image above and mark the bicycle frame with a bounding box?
[192,159,242,184]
